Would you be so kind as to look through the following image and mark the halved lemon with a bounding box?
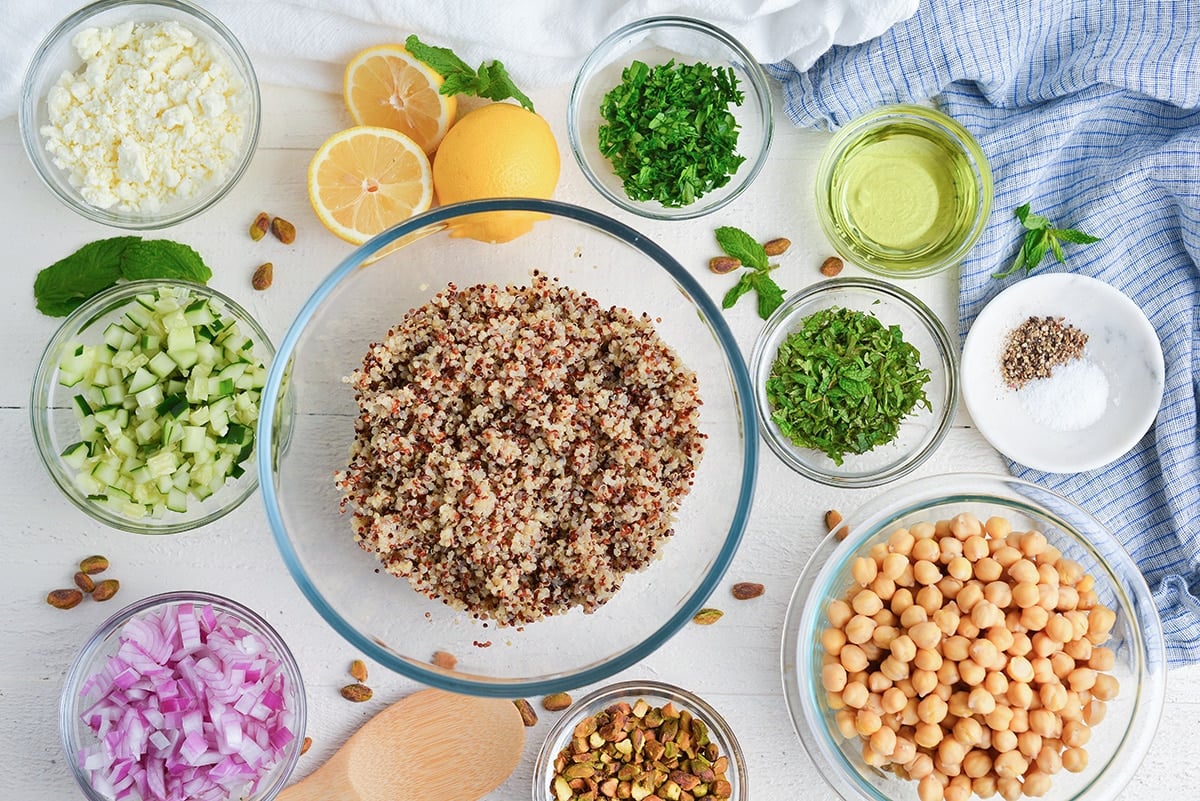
[344,45,456,154]
[307,126,433,245]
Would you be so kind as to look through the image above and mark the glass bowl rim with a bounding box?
[567,14,775,221]
[814,103,994,279]
[255,197,760,697]
[749,275,960,488]
[531,678,748,801]
[30,278,274,534]
[17,0,262,230]
[59,589,308,801]
[780,471,1167,801]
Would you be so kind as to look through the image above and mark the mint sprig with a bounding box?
[404,35,534,112]
[716,226,786,319]
[34,237,212,317]
[992,203,1101,279]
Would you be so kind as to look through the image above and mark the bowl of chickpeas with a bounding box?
[782,472,1166,801]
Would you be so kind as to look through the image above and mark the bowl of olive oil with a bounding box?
[815,105,992,278]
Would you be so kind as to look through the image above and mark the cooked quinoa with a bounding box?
[335,275,706,626]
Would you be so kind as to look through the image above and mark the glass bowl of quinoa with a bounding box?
[18,0,260,229]
[256,198,758,696]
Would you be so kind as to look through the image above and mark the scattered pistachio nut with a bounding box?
[542,692,573,712]
[550,698,734,801]
[825,509,849,540]
[820,256,844,277]
[709,255,742,274]
[79,555,109,575]
[431,650,457,669]
[91,579,120,602]
[252,262,273,291]
[349,659,368,683]
[47,588,84,610]
[692,607,724,625]
[301,736,313,755]
[73,571,96,593]
[731,582,765,600]
[340,683,373,703]
[250,211,270,241]
[763,237,792,256]
[513,698,539,727]
[270,216,297,244]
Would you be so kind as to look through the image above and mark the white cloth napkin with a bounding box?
[1,0,917,119]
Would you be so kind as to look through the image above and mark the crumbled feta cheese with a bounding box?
[39,20,247,213]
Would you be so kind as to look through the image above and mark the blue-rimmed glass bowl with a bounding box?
[782,473,1166,801]
[257,198,757,696]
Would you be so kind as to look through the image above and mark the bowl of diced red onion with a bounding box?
[60,591,306,801]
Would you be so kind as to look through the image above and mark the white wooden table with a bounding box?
[3,77,1197,800]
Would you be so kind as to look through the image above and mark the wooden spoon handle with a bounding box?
[276,760,362,801]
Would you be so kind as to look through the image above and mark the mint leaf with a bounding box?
[404,35,535,112]
[722,273,755,309]
[752,273,785,319]
[715,226,768,270]
[33,237,138,317]
[1016,203,1050,231]
[1051,228,1102,244]
[992,205,1101,280]
[122,240,211,283]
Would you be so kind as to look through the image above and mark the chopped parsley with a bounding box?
[765,306,931,465]
[597,59,745,207]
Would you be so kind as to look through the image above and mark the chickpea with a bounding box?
[955,582,984,614]
[871,624,898,650]
[880,686,907,714]
[1088,605,1117,640]
[917,774,945,801]
[984,670,1009,697]
[986,625,1015,653]
[914,559,942,586]
[1008,631,1033,657]
[914,721,945,749]
[891,587,915,615]
[1007,655,1035,683]
[982,515,1010,538]
[1036,744,1063,774]
[1011,581,1040,609]
[839,643,869,673]
[993,546,1022,569]
[991,728,1018,753]
[901,605,930,630]
[852,589,884,616]
[969,639,999,668]
[944,776,972,801]
[939,537,965,563]
[889,633,917,662]
[901,697,921,726]
[953,716,984,746]
[1078,588,1099,610]
[828,599,853,628]
[1058,559,1083,586]
[1088,646,1115,671]
[938,737,967,767]
[1020,605,1049,632]
[870,543,890,564]
[1062,719,1091,748]
[972,776,998,799]
[1031,632,1058,659]
[933,606,961,636]
[959,658,986,687]
[868,723,897,756]
[916,585,944,615]
[855,707,883,736]
[880,552,908,581]
[911,521,937,540]
[934,681,953,702]
[909,620,942,651]
[984,581,1013,609]
[1091,672,1119,701]
[938,577,964,600]
[1062,746,1089,773]
[821,662,848,692]
[971,600,1004,629]
[1056,585,1080,611]
[997,776,1023,801]
[1028,708,1060,738]
[893,735,917,766]
[889,527,916,555]
[916,693,949,724]
[821,626,847,655]
[974,557,1003,583]
[1038,544,1063,566]
[993,750,1028,780]
[1064,635,1093,662]
[835,708,858,739]
[1009,707,1029,733]
[946,556,973,582]
[915,647,944,672]
[1045,613,1073,644]
[862,739,888,767]
[908,752,935,780]
[860,641,884,662]
[881,655,911,682]
[908,668,937,698]
[845,614,877,645]
[912,537,941,563]
[936,659,961,687]
[1031,656,1056,685]
[1037,583,1059,611]
[870,575,897,602]
[1006,681,1033,710]
[947,690,972,718]
[985,704,1014,733]
[842,680,869,708]
[1018,730,1043,758]
[1039,681,1067,712]
[963,749,992,778]
[867,670,893,694]
[956,617,982,640]
[1050,651,1075,680]
[852,556,879,586]
[1023,769,1052,798]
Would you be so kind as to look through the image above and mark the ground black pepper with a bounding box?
[1000,316,1089,389]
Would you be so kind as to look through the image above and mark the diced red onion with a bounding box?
[76,602,298,801]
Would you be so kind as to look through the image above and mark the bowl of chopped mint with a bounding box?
[749,277,959,488]
[568,16,773,220]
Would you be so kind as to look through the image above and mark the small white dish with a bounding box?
[961,273,1164,473]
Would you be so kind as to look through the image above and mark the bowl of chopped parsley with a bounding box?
[568,16,773,220]
[749,277,959,487]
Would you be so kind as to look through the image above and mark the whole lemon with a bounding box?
[432,102,560,242]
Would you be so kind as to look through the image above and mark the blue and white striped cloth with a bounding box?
[766,0,1200,666]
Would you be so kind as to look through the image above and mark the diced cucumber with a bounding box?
[55,286,268,521]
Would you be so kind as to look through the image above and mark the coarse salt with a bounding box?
[40,20,247,213]
[1018,359,1109,431]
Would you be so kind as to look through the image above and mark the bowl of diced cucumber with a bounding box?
[31,279,274,534]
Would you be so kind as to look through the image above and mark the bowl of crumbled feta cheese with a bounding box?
[18,0,260,229]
